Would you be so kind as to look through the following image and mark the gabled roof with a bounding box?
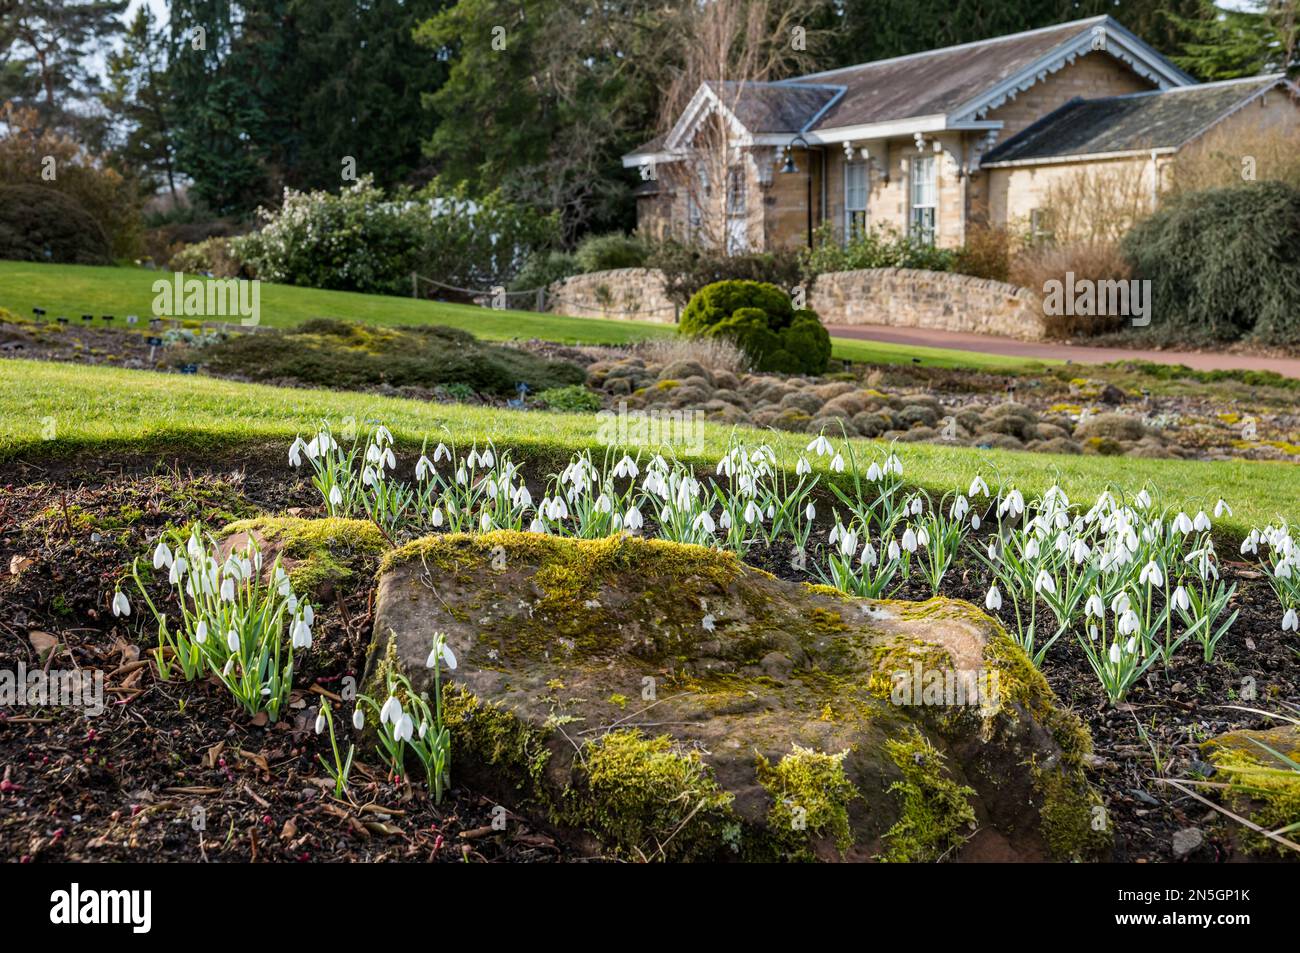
[624,15,1196,165]
[981,75,1297,166]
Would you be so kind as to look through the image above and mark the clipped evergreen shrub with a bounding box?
[1122,182,1300,344]
[574,233,649,272]
[680,280,830,375]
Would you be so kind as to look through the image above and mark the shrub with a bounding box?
[0,185,113,264]
[799,223,954,280]
[168,236,246,278]
[1121,182,1300,344]
[1010,242,1133,338]
[195,319,585,396]
[574,233,649,273]
[680,280,830,375]
[953,224,1011,282]
[536,384,602,413]
[648,239,803,306]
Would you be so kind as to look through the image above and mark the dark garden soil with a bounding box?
[2,447,1296,863]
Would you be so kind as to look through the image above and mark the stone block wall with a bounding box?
[546,268,678,324]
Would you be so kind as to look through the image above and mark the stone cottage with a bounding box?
[623,14,1300,251]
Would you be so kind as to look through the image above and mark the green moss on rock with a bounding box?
[756,744,858,859]
[222,516,385,595]
[880,731,975,862]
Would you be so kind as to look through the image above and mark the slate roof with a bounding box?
[705,80,842,133]
[981,76,1289,164]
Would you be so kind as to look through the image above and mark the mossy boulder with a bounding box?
[1203,725,1300,856]
[219,516,386,599]
[365,531,1108,862]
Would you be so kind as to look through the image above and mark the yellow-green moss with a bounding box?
[442,684,553,799]
[755,744,858,859]
[880,731,975,862]
[222,516,385,594]
[1033,760,1111,860]
[1206,738,1300,855]
[568,729,734,861]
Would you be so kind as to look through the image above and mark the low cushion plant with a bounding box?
[680,279,831,375]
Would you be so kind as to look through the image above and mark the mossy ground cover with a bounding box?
[3,358,1296,536]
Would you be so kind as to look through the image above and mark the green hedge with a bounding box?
[680,280,830,375]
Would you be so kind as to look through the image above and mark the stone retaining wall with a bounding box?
[809,268,1044,340]
[549,266,1044,340]
[546,268,678,323]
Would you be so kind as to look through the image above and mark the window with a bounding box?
[726,166,748,254]
[909,155,936,245]
[844,160,868,243]
[1030,208,1055,245]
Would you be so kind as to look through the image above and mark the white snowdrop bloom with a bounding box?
[365,443,381,465]
[415,455,434,481]
[613,455,638,479]
[828,524,841,545]
[998,489,1025,518]
[220,578,236,602]
[302,604,314,627]
[315,712,326,735]
[153,541,174,570]
[715,454,733,478]
[529,517,545,533]
[859,542,878,567]
[838,529,859,558]
[362,466,377,488]
[624,505,644,531]
[479,447,495,468]
[806,434,833,457]
[455,466,467,485]
[328,484,343,508]
[971,513,981,530]
[1172,585,1190,612]
[291,619,312,650]
[796,456,812,476]
[1134,489,1151,510]
[594,493,613,514]
[1173,512,1194,534]
[1111,592,1132,615]
[887,454,903,476]
[395,713,415,743]
[288,438,305,468]
[222,555,242,582]
[984,586,1002,611]
[1118,610,1140,636]
[805,502,816,522]
[1139,560,1164,588]
[1085,594,1104,618]
[379,696,402,726]
[693,510,716,534]
[1277,561,1293,580]
[1193,511,1211,532]
[1054,532,1070,554]
[887,539,901,562]
[1240,532,1259,556]
[226,629,241,653]
[194,620,208,644]
[830,453,845,473]
[969,476,989,498]
[986,540,999,561]
[1088,625,1099,641]
[222,659,235,677]
[513,485,532,509]
[1282,608,1299,632]
[1071,539,1091,565]
[1214,499,1232,518]
[950,495,969,520]
[550,497,569,520]
[1024,538,1040,560]
[866,462,883,482]
[1034,570,1056,596]
[479,511,493,532]
[719,509,732,530]
[1124,636,1137,655]
[111,590,131,617]
[374,425,393,446]
[433,442,451,462]
[744,500,761,525]
[1108,642,1122,664]
[917,525,931,547]
[901,527,918,553]
[352,708,365,730]
[169,557,187,586]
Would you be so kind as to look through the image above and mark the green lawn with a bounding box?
[0,260,1049,372]
[1,358,1291,535]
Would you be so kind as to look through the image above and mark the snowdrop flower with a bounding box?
[1034,570,1056,596]
[513,485,532,509]
[1282,608,1298,632]
[838,529,859,558]
[220,578,236,602]
[223,659,235,677]
[1240,531,1260,556]
[744,500,761,524]
[1070,539,1091,565]
[950,495,969,520]
[1173,512,1194,534]
[352,707,365,730]
[315,711,326,735]
[416,455,435,481]
[984,586,1002,611]
[289,438,306,468]
[226,629,240,652]
[866,462,883,482]
[969,476,989,498]
[901,527,918,553]
[887,539,901,561]
[998,489,1024,519]
[1139,560,1164,588]
[806,434,833,457]
[169,557,187,585]
[624,505,643,531]
[529,517,545,533]
[1134,489,1151,510]
[805,502,816,522]
[455,465,467,485]
[1024,538,1040,560]
[1214,499,1231,518]
[111,590,130,617]
[380,696,402,726]
[859,542,878,567]
[795,456,811,476]
[426,639,457,670]
[886,454,903,476]
[153,541,174,570]
[362,466,378,487]
[970,514,981,532]
[828,524,841,546]
[291,618,312,649]
[613,455,638,479]
[1193,511,1211,533]
[194,620,208,644]
[693,510,716,534]
[1118,610,1140,636]
[395,713,415,743]
[1108,642,1122,664]
[1111,592,1132,615]
[329,484,343,508]
[718,509,733,531]
[1172,585,1190,612]
[1085,594,1105,618]
[430,506,444,528]
[830,453,845,473]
